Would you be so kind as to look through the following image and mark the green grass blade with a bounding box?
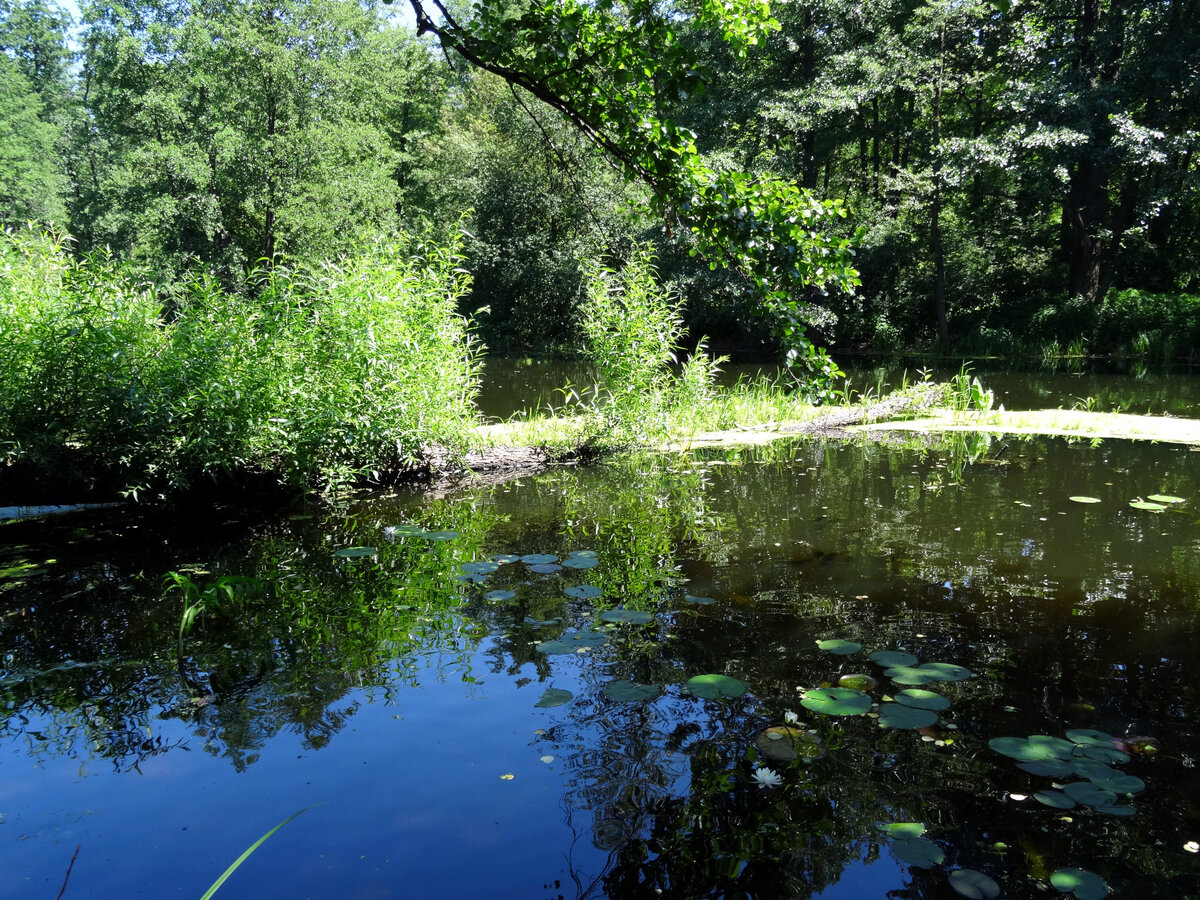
[199,804,324,900]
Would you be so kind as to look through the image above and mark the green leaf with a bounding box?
[880,822,926,839]
[535,687,573,708]
[1069,496,1101,504]
[800,687,871,716]
[200,805,323,900]
[989,735,1075,761]
[869,650,919,667]
[877,702,938,729]
[604,680,660,702]
[1033,790,1076,809]
[333,546,377,558]
[686,674,749,699]
[1146,494,1185,504]
[565,585,602,599]
[891,836,944,868]
[893,689,950,711]
[536,632,608,654]
[599,609,654,625]
[1051,868,1110,900]
[816,638,861,655]
[949,869,1001,899]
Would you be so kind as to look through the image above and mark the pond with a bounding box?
[3,425,1200,896]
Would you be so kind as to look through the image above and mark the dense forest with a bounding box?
[2,0,1197,360]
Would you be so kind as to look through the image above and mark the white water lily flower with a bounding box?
[784,710,800,725]
[382,526,397,541]
[752,767,783,789]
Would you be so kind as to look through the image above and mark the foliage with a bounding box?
[0,226,482,497]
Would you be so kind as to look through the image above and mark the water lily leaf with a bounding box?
[1083,745,1130,765]
[425,530,459,541]
[561,557,599,569]
[892,836,944,868]
[388,525,427,536]
[333,546,377,558]
[462,561,500,575]
[489,554,521,564]
[800,687,871,716]
[599,609,654,625]
[880,822,926,839]
[568,549,598,558]
[870,650,919,667]
[565,585,602,599]
[1051,867,1109,900]
[1017,758,1073,778]
[1033,790,1076,809]
[686,674,750,699]
[915,662,973,681]
[756,726,826,762]
[989,735,1075,761]
[685,594,716,605]
[1087,771,1145,795]
[1147,494,1185,504]
[1069,496,1102,504]
[605,680,660,702]
[530,563,563,574]
[883,666,936,685]
[838,674,878,692]
[524,617,560,626]
[1070,759,1123,782]
[535,687,573,708]
[1094,804,1137,817]
[894,689,951,711]
[877,702,938,729]
[1063,781,1118,808]
[1066,728,1117,747]
[1129,500,1166,511]
[485,590,516,602]
[521,554,559,564]
[537,632,608,654]
[455,573,489,584]
[949,869,1001,899]
[816,638,862,655]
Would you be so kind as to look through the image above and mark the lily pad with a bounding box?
[870,650,919,667]
[685,594,716,605]
[1147,494,1185,504]
[948,869,1001,899]
[485,590,516,602]
[333,546,378,558]
[1017,758,1073,778]
[1051,867,1109,900]
[455,573,489,584]
[1129,500,1167,511]
[881,822,926,839]
[599,609,654,625]
[388,525,427,537]
[816,638,862,655]
[425,530,459,541]
[529,563,563,574]
[561,556,599,569]
[893,689,951,711]
[1086,770,1145,795]
[524,617,560,626]
[877,703,938,729]
[686,674,750,699]
[605,680,660,702]
[1033,790,1076,809]
[1063,781,1118,808]
[1083,744,1130,765]
[892,836,945,868]
[1094,804,1137,817]
[755,726,826,762]
[536,632,608,655]
[800,687,871,716]
[462,561,500,575]
[989,735,1075,761]
[565,585,602,599]
[838,674,878,692]
[1066,728,1117,747]
[1069,496,1102,504]
[489,553,521,564]
[885,662,972,684]
[521,554,559,565]
[534,687,573,708]
[568,550,599,558]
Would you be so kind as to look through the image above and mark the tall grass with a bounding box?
[0,227,482,498]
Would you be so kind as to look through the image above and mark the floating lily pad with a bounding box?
[524,617,560,626]
[1147,494,1185,504]
[463,560,500,574]
[1017,758,1073,778]
[333,546,377,558]
[455,573,489,584]
[878,703,938,729]
[536,632,608,654]
[535,688,573,708]
[521,554,559,564]
[870,650,919,667]
[1066,728,1117,747]
[685,595,716,605]
[599,609,654,625]
[1034,790,1076,809]
[892,836,944,868]
[838,674,878,692]
[425,530,459,541]
[1129,500,1166,511]
[686,674,750,699]
[1069,759,1127,785]
[1069,496,1102,504]
[605,680,660,702]
[388,525,427,537]
[1083,744,1130,765]
[565,585,602,599]
[568,549,598,558]
[990,735,1075,761]
[885,662,972,684]
[1063,781,1118,808]
[561,557,599,569]
[1087,770,1145,795]
[881,822,926,839]
[489,553,521,564]
[485,590,516,602]
[528,563,563,574]
[801,687,871,716]
[816,638,862,655]
[1051,867,1109,900]
[948,869,1001,899]
[894,689,951,711]
[756,726,826,762]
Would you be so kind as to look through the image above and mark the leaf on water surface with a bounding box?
[869,650,919,667]
[1033,790,1076,809]
[599,609,654,625]
[1069,496,1102,504]
[685,594,716,605]
[387,525,427,537]
[561,557,599,569]
[800,687,871,716]
[568,550,599,558]
[838,674,878,692]
[1082,744,1130,765]
[528,563,563,574]
[1066,728,1117,747]
[565,585,602,599]
[536,632,608,654]
[880,822,926,839]
[816,638,862,655]
[756,726,826,762]
[521,554,558,565]
[605,680,660,702]
[948,869,1001,900]
[877,702,938,729]
[455,573,489,584]
[485,590,516,602]
[535,687,573,708]
[462,561,500,575]
[884,662,972,685]
[1129,500,1166,511]
[1017,758,1073,778]
[1085,769,1145,795]
[489,554,521,564]
[333,546,377,558]
[1094,803,1137,817]
[1063,781,1118,808]
[524,616,560,626]
[989,735,1075,761]
[1147,494,1185,504]
[891,836,945,868]
[893,689,950,711]
[686,674,750,699]
[1051,867,1110,900]
[425,530,459,541]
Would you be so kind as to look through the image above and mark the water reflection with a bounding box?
[2,435,1199,896]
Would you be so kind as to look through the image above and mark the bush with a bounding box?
[0,227,482,499]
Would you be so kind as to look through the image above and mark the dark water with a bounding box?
[3,429,1200,896]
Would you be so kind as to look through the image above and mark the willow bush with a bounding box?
[0,227,482,498]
